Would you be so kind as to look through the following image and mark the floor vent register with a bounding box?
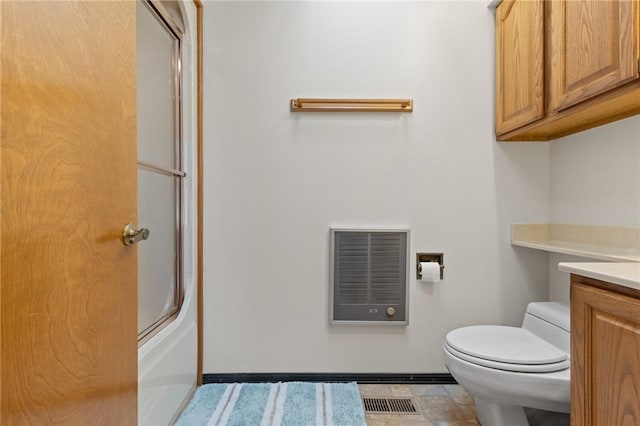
[362,397,418,414]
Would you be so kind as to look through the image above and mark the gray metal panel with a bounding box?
[330,229,408,324]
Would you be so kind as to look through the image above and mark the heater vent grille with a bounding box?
[362,397,418,414]
[330,229,408,324]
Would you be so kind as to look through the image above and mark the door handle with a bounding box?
[123,223,150,246]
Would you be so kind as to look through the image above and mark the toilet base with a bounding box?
[475,398,529,426]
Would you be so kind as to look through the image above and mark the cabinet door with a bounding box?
[495,0,544,135]
[550,0,639,112]
[571,283,640,426]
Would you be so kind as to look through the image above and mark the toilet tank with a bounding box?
[522,302,570,355]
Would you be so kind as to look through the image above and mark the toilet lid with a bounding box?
[445,325,569,372]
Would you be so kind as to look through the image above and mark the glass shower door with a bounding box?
[136,0,183,341]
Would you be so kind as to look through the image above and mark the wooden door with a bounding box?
[571,281,640,426]
[1,1,137,424]
[550,0,639,112]
[495,0,544,135]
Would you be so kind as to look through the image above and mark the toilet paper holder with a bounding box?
[416,253,444,280]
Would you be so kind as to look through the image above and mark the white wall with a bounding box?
[548,117,640,303]
[203,1,551,373]
[550,116,640,227]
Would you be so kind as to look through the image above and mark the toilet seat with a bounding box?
[445,325,570,373]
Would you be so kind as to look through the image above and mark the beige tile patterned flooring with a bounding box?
[358,384,479,426]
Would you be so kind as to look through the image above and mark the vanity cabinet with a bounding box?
[570,275,640,425]
[496,0,640,141]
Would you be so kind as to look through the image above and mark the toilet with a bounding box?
[443,302,571,426]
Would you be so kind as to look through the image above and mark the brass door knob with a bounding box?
[123,224,150,246]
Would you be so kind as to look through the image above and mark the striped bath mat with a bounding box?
[175,382,367,426]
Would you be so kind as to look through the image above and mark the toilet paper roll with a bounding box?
[420,262,441,282]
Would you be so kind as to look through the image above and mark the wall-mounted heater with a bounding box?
[330,228,409,325]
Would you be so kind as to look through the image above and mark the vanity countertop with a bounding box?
[558,262,640,291]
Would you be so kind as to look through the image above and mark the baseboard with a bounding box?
[202,373,457,385]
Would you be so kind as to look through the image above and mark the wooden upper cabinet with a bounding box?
[496,0,545,134]
[496,0,640,141]
[550,0,639,112]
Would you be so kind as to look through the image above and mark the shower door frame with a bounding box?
[137,0,186,344]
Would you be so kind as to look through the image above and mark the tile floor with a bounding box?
[357,384,571,426]
[358,384,479,426]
